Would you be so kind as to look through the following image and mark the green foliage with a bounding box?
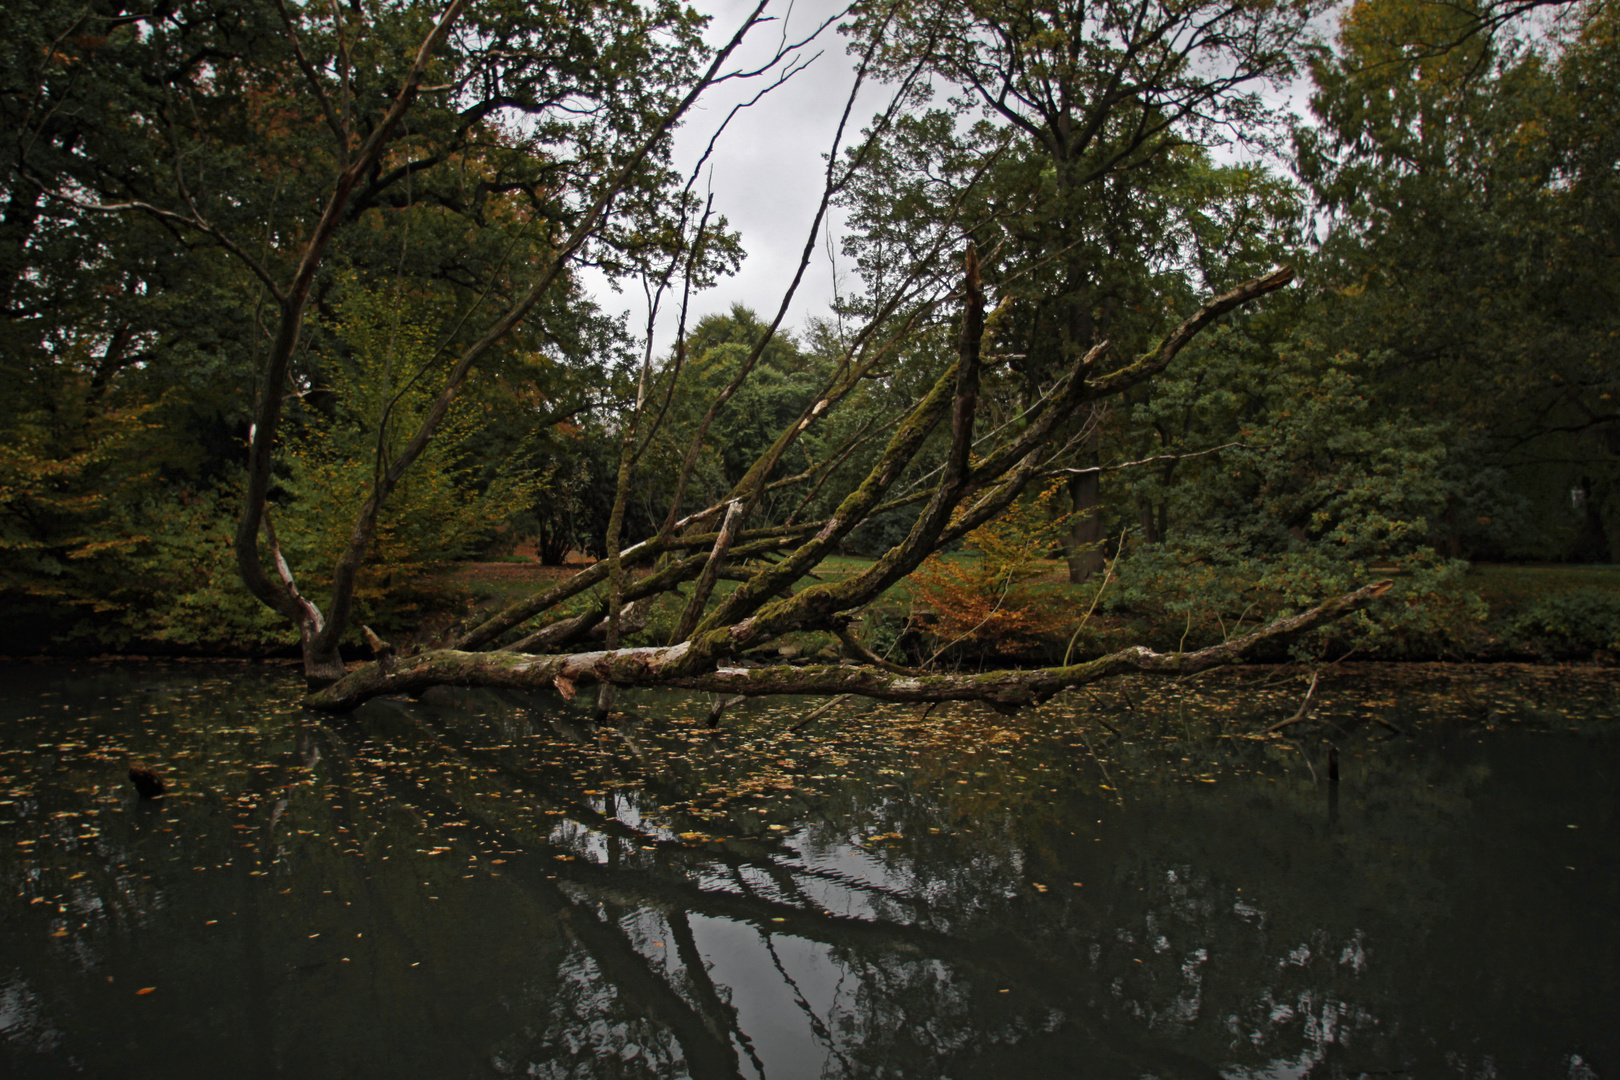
[1503,592,1620,656]
[272,283,543,610]
[1296,0,1620,560]
[91,486,293,651]
[2,0,728,651]
[0,390,154,596]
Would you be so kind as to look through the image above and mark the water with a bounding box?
[0,660,1615,1078]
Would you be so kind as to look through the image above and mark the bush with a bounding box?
[1503,592,1620,656]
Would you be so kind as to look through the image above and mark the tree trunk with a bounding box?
[1136,500,1160,545]
[303,580,1393,711]
[301,628,348,688]
[1063,467,1106,584]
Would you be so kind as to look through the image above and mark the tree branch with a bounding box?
[303,580,1393,711]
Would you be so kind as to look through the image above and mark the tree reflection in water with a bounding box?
[0,661,1615,1078]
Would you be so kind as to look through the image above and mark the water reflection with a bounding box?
[0,661,1616,1078]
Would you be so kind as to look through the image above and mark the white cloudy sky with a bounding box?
[576,0,879,351]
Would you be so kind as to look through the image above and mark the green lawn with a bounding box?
[1465,563,1620,608]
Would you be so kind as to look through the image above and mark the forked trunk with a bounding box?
[301,631,348,689]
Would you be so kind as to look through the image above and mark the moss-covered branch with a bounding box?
[304,580,1391,711]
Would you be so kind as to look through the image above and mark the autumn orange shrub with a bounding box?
[908,484,1073,656]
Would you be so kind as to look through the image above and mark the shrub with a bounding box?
[1504,592,1620,655]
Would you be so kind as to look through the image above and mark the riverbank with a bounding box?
[2,560,1618,667]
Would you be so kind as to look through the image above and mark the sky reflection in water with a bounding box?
[0,660,1616,1079]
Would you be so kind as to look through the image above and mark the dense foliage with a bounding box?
[1,0,1614,677]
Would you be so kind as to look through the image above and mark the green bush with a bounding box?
[1503,592,1620,655]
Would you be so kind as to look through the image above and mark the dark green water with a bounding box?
[0,660,1615,1079]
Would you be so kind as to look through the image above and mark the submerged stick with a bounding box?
[1264,671,1321,734]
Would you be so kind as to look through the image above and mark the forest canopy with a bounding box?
[1,0,1614,705]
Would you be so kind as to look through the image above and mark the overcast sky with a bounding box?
[577,0,876,353]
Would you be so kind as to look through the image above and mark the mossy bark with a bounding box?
[305,580,1390,711]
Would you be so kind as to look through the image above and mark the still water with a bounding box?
[0,660,1615,1079]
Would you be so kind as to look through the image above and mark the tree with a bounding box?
[2,0,714,646]
[1296,0,1620,560]
[6,0,766,676]
[834,0,1325,581]
[7,0,1390,708]
[308,252,1391,711]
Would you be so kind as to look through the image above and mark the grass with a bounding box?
[1465,563,1620,610]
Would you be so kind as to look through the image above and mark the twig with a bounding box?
[1045,442,1247,478]
[1063,527,1127,665]
[1077,729,1122,803]
[706,693,748,729]
[1286,738,1319,786]
[1264,671,1320,734]
[786,693,853,735]
[1374,716,1412,738]
[1080,690,1125,738]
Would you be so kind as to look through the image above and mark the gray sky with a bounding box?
[578,0,876,353]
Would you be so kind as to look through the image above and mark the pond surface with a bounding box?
[1,660,1616,1079]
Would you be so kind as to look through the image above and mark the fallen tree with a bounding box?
[30,0,1387,712]
[307,578,1392,710]
[307,255,1392,712]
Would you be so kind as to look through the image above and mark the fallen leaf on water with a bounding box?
[50,929,68,938]
[136,987,155,996]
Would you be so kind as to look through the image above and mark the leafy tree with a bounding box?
[837,0,1324,581]
[908,481,1073,658]
[1296,0,1620,560]
[3,0,743,674]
